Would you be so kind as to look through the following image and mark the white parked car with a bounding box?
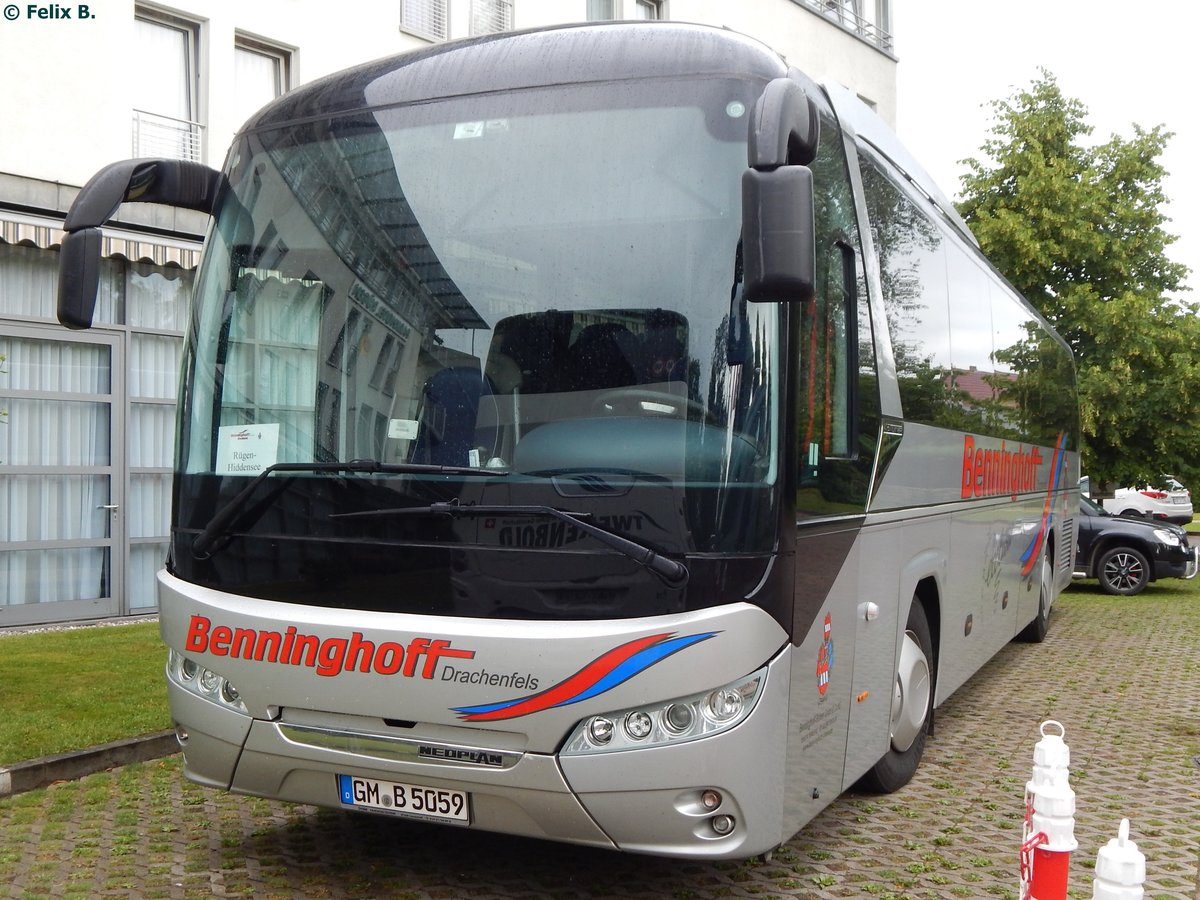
[1095,475,1194,525]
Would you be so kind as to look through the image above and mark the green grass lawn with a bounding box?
[0,620,170,766]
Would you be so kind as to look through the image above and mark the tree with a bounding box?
[956,71,1199,490]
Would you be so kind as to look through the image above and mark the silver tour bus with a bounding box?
[57,23,1078,858]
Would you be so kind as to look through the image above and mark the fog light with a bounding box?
[220,680,241,705]
[180,658,198,681]
[624,711,652,740]
[701,789,722,811]
[663,703,694,733]
[587,716,614,746]
[174,723,189,745]
[711,814,736,836]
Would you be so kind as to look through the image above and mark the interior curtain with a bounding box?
[127,266,190,608]
[0,334,109,605]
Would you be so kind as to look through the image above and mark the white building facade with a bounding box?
[0,0,895,626]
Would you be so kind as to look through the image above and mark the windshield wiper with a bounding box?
[333,500,689,587]
[192,460,506,559]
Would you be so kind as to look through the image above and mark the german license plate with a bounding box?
[337,774,469,824]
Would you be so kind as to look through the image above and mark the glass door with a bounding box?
[0,324,124,625]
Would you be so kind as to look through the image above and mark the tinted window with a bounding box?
[795,113,879,515]
[858,149,953,428]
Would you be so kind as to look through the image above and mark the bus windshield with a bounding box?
[174,75,782,612]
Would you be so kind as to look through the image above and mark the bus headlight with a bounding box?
[624,710,653,740]
[167,649,248,713]
[588,716,615,745]
[705,687,744,723]
[561,667,765,755]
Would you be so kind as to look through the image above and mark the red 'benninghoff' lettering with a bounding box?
[960,435,1044,499]
[184,615,475,678]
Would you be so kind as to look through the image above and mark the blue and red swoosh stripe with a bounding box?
[1020,431,1069,576]
[452,631,717,722]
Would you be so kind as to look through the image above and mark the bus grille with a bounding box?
[1059,518,1075,573]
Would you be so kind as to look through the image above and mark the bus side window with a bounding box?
[796,115,878,514]
[800,239,854,482]
[858,149,954,430]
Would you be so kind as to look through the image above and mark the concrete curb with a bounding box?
[0,730,179,798]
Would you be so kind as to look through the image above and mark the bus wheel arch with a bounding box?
[855,585,936,793]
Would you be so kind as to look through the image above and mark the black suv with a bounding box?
[1075,495,1199,595]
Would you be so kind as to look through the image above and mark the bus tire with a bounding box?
[856,599,933,794]
[1016,546,1052,643]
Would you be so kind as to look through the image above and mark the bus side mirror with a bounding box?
[58,158,224,329]
[58,228,106,329]
[741,76,819,304]
[741,166,815,303]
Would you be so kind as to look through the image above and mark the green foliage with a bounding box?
[956,71,1198,488]
[0,622,169,764]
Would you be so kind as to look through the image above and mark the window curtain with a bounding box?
[233,45,283,137]
[133,17,192,122]
[0,245,122,321]
[587,0,615,20]
[471,0,513,35]
[401,0,448,39]
[127,265,190,608]
[0,336,110,605]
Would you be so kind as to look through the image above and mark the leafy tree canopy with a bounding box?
[956,71,1198,490]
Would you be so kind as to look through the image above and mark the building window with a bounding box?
[233,38,290,130]
[801,0,893,52]
[632,0,662,19]
[401,0,447,40]
[587,0,615,19]
[132,10,202,161]
[471,0,513,35]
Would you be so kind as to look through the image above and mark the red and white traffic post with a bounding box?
[1021,720,1078,900]
[1092,818,1146,899]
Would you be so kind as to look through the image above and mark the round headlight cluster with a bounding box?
[562,668,765,755]
[625,711,653,739]
[588,716,615,745]
[168,648,248,713]
[706,688,744,723]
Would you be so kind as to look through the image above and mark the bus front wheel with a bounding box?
[1017,546,1052,643]
[856,600,933,794]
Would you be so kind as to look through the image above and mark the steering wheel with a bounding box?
[591,388,711,422]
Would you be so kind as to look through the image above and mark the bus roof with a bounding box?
[243,22,790,134]
[237,21,976,251]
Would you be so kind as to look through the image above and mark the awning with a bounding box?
[0,209,201,270]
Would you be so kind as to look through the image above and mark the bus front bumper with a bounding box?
[166,650,792,859]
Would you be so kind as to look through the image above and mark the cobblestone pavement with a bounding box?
[2,584,1198,899]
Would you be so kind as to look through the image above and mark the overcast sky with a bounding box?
[892,0,1196,299]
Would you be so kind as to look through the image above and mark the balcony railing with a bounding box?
[132,109,203,162]
[799,0,894,54]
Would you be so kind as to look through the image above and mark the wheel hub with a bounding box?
[890,629,931,752]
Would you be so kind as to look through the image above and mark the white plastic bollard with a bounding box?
[1092,818,1146,900]
[1021,720,1078,900]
